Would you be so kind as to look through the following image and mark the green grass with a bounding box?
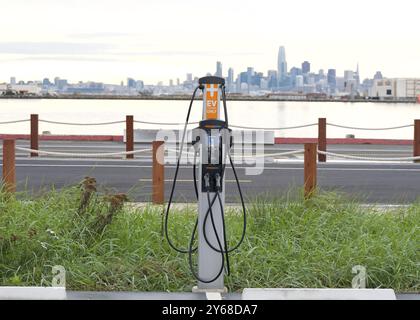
[0,186,418,292]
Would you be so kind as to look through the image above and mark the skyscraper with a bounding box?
[302,61,311,74]
[228,68,234,82]
[267,70,278,89]
[246,67,254,86]
[216,61,222,77]
[277,46,287,85]
[354,63,360,87]
[327,69,336,88]
[227,68,234,91]
[344,70,354,81]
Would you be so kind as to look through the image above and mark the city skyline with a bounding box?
[1,45,369,90]
[0,0,419,83]
[0,45,409,86]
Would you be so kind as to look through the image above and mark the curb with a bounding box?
[275,137,413,145]
[0,134,123,142]
[0,287,66,300]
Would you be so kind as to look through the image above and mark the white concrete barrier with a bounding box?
[242,288,396,300]
[0,287,67,300]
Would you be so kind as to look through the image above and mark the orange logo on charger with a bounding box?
[205,84,218,119]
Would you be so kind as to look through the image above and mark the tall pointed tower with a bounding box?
[277,46,287,87]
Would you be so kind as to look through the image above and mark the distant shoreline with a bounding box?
[0,94,417,103]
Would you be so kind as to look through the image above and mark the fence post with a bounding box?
[414,120,420,163]
[318,118,326,162]
[2,140,16,193]
[304,143,317,199]
[126,115,134,159]
[30,114,39,157]
[152,140,165,204]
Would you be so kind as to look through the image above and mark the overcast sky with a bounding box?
[0,0,419,84]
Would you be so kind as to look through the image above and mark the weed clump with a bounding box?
[78,177,97,215]
[92,193,128,234]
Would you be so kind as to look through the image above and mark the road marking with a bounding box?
[274,159,417,165]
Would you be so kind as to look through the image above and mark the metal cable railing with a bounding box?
[13,146,305,160]
[39,119,125,126]
[0,117,416,131]
[229,123,318,130]
[134,120,200,125]
[15,147,152,157]
[240,149,304,158]
[14,146,419,161]
[166,148,305,159]
[317,150,420,162]
[327,123,414,131]
[0,119,30,124]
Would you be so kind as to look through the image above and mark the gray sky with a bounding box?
[1,0,419,84]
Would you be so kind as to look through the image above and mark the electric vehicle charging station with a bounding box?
[164,76,246,293]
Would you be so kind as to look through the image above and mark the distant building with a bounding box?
[10,77,16,85]
[0,83,41,95]
[186,73,193,82]
[290,67,302,76]
[260,78,269,90]
[327,69,336,89]
[307,73,316,85]
[289,67,302,87]
[216,61,222,77]
[369,78,420,99]
[246,67,254,86]
[344,70,354,82]
[227,68,234,91]
[373,71,383,80]
[252,72,263,87]
[267,70,278,89]
[65,81,105,94]
[354,63,360,87]
[136,80,144,90]
[361,78,374,96]
[277,46,287,84]
[302,61,310,74]
[127,78,136,88]
[54,78,68,90]
[295,75,304,89]
[42,78,51,86]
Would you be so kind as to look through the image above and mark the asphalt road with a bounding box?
[3,152,420,203]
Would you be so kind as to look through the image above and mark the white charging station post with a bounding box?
[165,75,245,293]
[195,77,227,291]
